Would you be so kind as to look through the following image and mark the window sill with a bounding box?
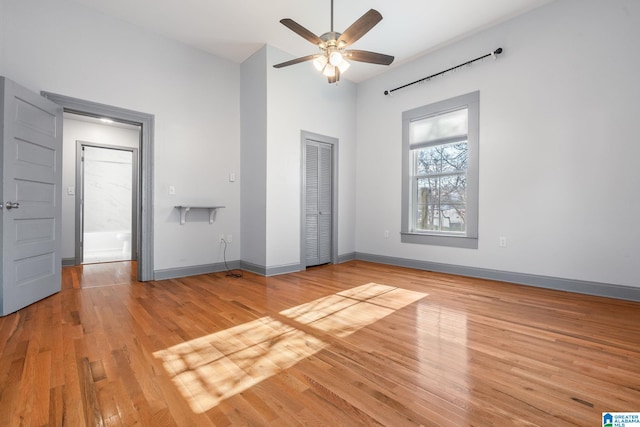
[400,232,478,249]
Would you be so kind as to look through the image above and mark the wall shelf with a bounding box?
[175,206,225,225]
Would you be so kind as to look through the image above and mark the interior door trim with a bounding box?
[300,130,339,269]
[41,91,155,281]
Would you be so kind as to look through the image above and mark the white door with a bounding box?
[1,77,63,316]
[305,141,332,267]
[81,145,134,263]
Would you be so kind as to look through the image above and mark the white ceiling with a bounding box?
[69,0,554,83]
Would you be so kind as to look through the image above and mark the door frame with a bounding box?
[76,142,139,265]
[300,130,338,269]
[41,91,154,281]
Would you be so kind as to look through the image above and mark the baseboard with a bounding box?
[267,263,302,276]
[354,252,640,302]
[239,261,266,276]
[156,260,301,279]
[62,258,76,267]
[240,261,302,277]
[243,255,354,276]
[154,260,241,281]
[151,252,640,302]
[338,252,356,263]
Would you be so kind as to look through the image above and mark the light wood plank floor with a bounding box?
[0,261,638,426]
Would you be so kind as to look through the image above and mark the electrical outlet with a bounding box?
[227,234,233,243]
[499,236,508,248]
[219,233,225,243]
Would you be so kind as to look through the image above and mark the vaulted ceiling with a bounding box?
[69,0,555,82]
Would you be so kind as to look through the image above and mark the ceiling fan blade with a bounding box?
[346,50,394,65]
[337,9,383,47]
[273,54,318,69]
[280,19,323,45]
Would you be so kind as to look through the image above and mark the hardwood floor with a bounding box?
[0,261,638,426]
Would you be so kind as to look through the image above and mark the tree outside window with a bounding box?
[414,141,467,233]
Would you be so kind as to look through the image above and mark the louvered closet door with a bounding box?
[305,141,332,267]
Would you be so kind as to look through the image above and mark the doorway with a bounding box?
[42,91,155,281]
[301,131,338,268]
[77,143,139,264]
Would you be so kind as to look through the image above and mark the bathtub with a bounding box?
[83,230,131,258]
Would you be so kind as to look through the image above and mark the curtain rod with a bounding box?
[383,48,503,96]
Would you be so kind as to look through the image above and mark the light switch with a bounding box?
[168,185,176,195]
[229,172,236,182]
[67,186,75,195]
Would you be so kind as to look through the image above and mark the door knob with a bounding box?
[5,201,20,210]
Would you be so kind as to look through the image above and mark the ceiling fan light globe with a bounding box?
[313,55,328,71]
[323,64,336,77]
[337,60,350,73]
[329,51,343,66]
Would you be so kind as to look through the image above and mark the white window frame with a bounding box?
[401,91,479,249]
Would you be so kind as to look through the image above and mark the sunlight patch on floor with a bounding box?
[153,283,428,413]
[281,283,428,338]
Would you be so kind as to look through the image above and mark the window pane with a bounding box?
[421,204,465,232]
[414,176,437,231]
[414,141,468,175]
[410,108,468,145]
[415,176,466,233]
[439,175,466,206]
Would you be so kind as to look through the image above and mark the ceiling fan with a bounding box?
[273,0,394,84]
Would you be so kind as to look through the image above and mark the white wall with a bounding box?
[265,45,357,269]
[240,47,268,267]
[356,0,640,288]
[4,0,635,290]
[0,0,5,70]
[240,45,358,272]
[1,0,241,271]
[61,116,140,259]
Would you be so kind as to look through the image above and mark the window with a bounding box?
[401,91,479,248]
